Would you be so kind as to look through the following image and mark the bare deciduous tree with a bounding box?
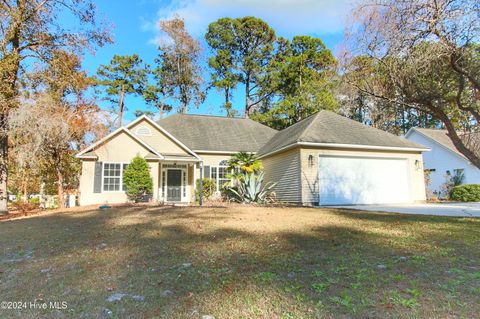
[9,95,107,208]
[157,16,205,113]
[342,0,480,167]
[0,0,112,213]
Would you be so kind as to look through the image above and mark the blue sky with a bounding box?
[82,0,355,122]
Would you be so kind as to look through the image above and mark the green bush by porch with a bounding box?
[195,178,216,201]
[123,156,153,202]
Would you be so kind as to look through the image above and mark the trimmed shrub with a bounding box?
[450,184,480,202]
[12,200,39,213]
[195,178,216,201]
[123,156,153,202]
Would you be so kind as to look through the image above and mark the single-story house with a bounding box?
[77,111,429,206]
[405,128,480,196]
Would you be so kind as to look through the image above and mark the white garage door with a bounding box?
[318,156,411,205]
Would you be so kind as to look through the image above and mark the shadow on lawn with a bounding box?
[329,207,479,224]
[0,206,479,318]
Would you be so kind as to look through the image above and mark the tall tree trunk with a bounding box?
[0,2,24,214]
[118,89,125,128]
[159,94,166,119]
[245,75,251,118]
[0,114,9,214]
[225,86,229,107]
[430,108,480,169]
[225,86,232,117]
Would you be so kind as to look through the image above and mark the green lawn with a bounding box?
[0,205,479,318]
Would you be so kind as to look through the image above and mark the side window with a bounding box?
[217,160,230,190]
[103,163,128,191]
[103,163,121,191]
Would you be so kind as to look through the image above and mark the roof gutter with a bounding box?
[258,142,430,159]
[193,150,256,155]
[76,155,98,159]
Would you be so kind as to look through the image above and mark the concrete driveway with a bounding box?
[332,202,480,217]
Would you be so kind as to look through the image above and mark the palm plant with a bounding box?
[227,152,262,176]
[226,172,276,204]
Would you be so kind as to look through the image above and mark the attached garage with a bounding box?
[318,156,411,205]
[258,111,430,206]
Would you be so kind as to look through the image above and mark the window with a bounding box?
[103,163,128,192]
[135,126,151,136]
[218,166,229,189]
[210,160,230,192]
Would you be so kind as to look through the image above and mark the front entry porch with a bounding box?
[159,162,197,204]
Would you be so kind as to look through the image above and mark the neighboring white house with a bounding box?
[405,128,480,196]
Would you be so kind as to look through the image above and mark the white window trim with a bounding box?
[212,160,230,192]
[101,162,129,193]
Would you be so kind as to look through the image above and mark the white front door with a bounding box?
[318,156,411,205]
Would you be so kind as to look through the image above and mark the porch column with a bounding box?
[193,163,197,194]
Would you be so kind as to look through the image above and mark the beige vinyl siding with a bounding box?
[79,159,159,206]
[94,130,152,161]
[195,153,232,178]
[130,119,190,155]
[79,130,159,206]
[299,147,427,205]
[262,148,301,203]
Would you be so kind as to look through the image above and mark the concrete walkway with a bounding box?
[332,202,480,217]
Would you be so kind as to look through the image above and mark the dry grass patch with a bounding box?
[0,205,479,318]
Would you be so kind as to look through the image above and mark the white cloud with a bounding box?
[148,0,356,44]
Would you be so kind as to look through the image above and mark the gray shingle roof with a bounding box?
[157,114,277,152]
[258,111,427,156]
[412,128,480,159]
